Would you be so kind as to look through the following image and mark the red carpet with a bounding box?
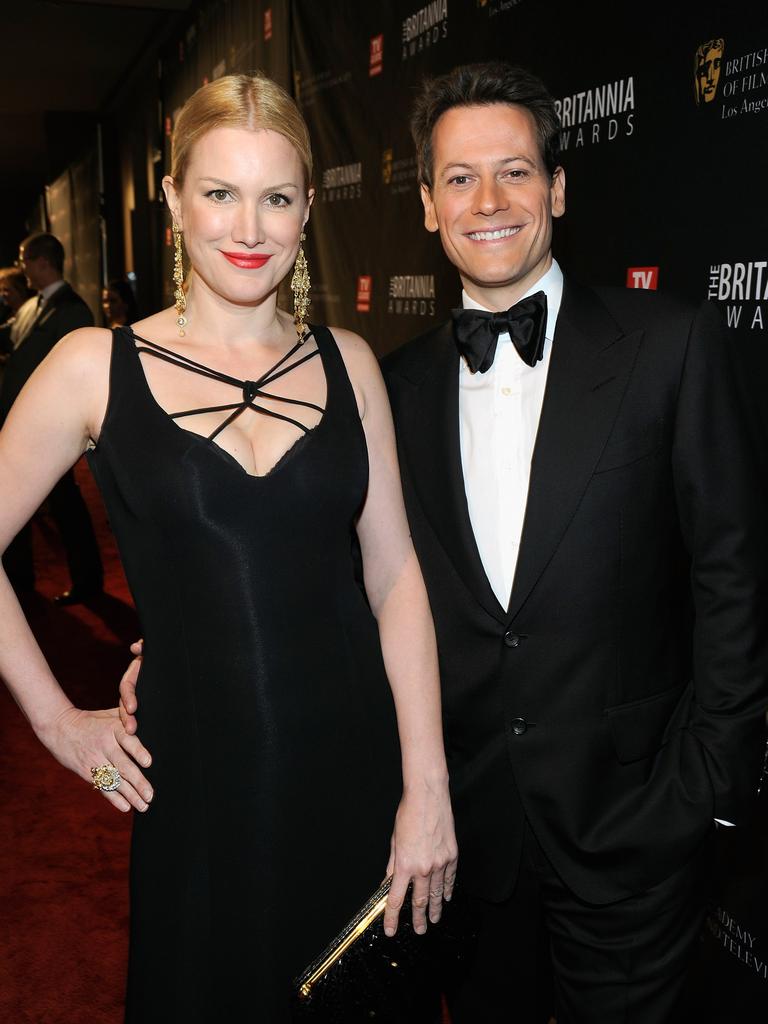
[0,459,138,1024]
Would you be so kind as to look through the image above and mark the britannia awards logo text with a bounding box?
[402,1,448,61]
[555,77,635,150]
[388,275,436,317]
[321,162,362,203]
[707,260,768,330]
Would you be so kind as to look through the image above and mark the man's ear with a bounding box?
[420,183,439,233]
[162,175,183,229]
[551,166,566,220]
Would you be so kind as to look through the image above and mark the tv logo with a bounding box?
[356,276,372,312]
[370,34,384,76]
[626,267,659,290]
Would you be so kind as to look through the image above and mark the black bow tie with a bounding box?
[451,291,548,373]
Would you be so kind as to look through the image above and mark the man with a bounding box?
[119,63,766,1022]
[0,232,103,602]
[380,62,767,1022]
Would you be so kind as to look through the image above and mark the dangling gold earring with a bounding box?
[291,231,310,340]
[172,223,187,337]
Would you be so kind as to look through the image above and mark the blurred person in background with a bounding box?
[102,277,139,328]
[0,232,103,602]
[0,267,34,372]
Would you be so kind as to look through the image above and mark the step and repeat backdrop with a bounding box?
[156,7,767,1013]
[157,0,768,445]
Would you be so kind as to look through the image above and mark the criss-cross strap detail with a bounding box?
[130,327,324,443]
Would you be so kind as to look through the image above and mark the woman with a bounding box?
[101,277,139,328]
[0,74,457,1021]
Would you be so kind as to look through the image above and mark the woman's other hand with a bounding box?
[383,776,458,937]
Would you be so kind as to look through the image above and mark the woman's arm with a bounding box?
[334,327,458,936]
[0,328,152,813]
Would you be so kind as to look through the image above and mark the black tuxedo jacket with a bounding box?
[0,283,93,423]
[383,279,768,905]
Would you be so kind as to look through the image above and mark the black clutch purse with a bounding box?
[292,876,475,1023]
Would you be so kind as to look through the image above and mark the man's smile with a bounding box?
[466,226,523,242]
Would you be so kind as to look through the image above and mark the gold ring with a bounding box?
[91,764,122,792]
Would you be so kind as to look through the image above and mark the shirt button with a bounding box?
[504,631,522,648]
[510,718,528,736]
[501,386,512,396]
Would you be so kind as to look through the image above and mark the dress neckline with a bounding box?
[121,324,329,480]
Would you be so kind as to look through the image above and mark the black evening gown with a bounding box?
[87,324,402,1022]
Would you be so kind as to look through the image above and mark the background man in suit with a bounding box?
[0,233,103,603]
[381,63,767,1022]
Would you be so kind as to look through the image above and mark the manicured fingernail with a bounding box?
[142,756,151,767]
[144,790,153,802]
[384,926,394,937]
[416,925,427,935]
[138,801,148,811]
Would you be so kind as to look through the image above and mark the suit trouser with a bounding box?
[3,466,103,592]
[446,818,714,1024]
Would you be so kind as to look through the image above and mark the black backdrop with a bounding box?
[154,0,768,455]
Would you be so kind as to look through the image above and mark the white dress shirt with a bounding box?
[39,279,65,305]
[458,260,563,609]
[13,280,65,348]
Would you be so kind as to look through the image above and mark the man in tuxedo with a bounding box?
[0,232,103,602]
[380,62,767,1022]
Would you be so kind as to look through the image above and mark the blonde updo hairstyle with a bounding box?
[170,72,313,190]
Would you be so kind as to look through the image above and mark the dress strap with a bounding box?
[127,326,324,441]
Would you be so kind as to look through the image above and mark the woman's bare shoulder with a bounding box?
[52,326,113,374]
[326,325,381,374]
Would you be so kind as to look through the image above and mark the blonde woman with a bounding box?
[0,74,456,1022]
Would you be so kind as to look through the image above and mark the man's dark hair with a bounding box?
[21,233,65,274]
[411,62,561,189]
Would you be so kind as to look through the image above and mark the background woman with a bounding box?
[0,73,456,1022]
[101,277,139,328]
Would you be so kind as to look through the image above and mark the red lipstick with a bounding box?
[220,251,272,269]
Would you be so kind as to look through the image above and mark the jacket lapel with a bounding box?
[507,281,644,623]
[20,284,72,340]
[398,322,506,623]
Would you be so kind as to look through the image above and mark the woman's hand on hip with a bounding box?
[37,704,154,813]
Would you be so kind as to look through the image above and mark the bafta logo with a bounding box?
[382,148,393,186]
[694,39,724,104]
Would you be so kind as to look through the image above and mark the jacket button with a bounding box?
[504,631,522,648]
[510,718,528,736]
